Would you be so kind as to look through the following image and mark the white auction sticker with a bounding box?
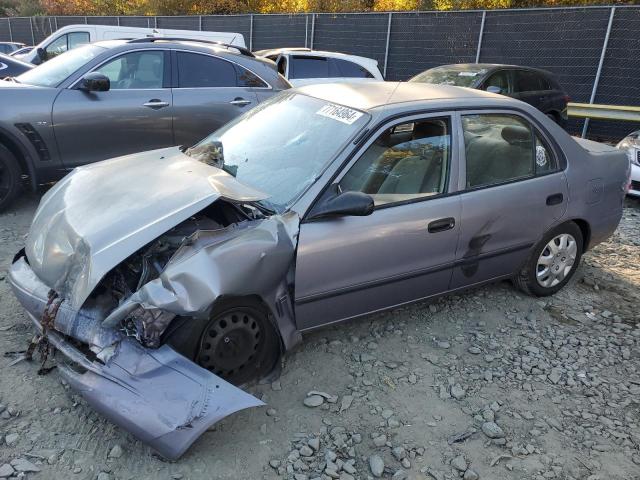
[458,71,479,77]
[316,103,364,125]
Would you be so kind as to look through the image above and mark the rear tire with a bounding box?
[513,222,583,297]
[0,145,22,212]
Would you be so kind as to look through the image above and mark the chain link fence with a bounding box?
[1,6,638,140]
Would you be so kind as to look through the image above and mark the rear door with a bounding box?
[171,51,261,148]
[511,69,546,111]
[52,49,173,167]
[451,111,568,289]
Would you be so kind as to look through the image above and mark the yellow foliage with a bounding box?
[373,0,420,11]
[37,0,636,16]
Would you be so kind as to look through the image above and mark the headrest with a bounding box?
[501,125,531,145]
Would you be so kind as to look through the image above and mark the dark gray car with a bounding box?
[8,82,629,459]
[409,64,570,127]
[0,38,290,210]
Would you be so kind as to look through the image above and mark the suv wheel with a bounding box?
[0,145,22,211]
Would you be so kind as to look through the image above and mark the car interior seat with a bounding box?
[377,121,446,195]
[132,53,162,88]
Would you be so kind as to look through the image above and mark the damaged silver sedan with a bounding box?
[9,82,629,459]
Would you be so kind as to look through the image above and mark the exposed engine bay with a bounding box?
[93,200,268,349]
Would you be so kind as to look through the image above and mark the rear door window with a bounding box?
[462,114,534,188]
[331,58,374,78]
[290,56,329,79]
[177,52,237,87]
[462,113,558,188]
[514,70,544,92]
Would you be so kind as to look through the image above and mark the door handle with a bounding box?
[546,193,564,206]
[143,99,169,109]
[229,98,252,107]
[428,217,455,233]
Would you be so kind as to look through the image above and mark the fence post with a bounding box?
[54,17,58,31]
[7,18,13,42]
[310,13,315,49]
[305,14,308,48]
[581,6,615,138]
[475,10,486,64]
[154,16,158,29]
[29,17,35,45]
[249,14,254,51]
[199,15,202,31]
[117,16,120,26]
[383,12,392,79]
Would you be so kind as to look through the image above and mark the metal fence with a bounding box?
[1,6,638,140]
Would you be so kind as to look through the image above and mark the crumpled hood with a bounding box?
[25,146,268,309]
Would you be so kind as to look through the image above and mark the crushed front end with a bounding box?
[8,252,264,460]
[6,150,303,460]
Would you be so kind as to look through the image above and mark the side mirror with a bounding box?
[35,47,46,63]
[308,190,374,220]
[486,85,503,94]
[79,72,110,92]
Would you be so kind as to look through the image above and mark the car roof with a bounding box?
[257,48,379,67]
[295,81,515,111]
[432,63,555,77]
[93,38,260,60]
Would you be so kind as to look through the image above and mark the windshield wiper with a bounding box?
[4,77,20,83]
[253,199,278,216]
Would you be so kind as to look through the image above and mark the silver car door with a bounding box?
[171,51,260,148]
[450,111,569,290]
[52,49,173,168]
[294,114,461,330]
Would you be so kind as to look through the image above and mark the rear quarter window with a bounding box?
[330,58,374,78]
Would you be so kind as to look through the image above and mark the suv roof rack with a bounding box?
[127,37,255,57]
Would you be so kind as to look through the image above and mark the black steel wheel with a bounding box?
[0,145,22,212]
[196,302,280,386]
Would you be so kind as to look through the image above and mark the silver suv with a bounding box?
[0,38,290,210]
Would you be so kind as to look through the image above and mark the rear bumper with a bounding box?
[8,255,264,460]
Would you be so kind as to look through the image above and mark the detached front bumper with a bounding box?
[8,254,264,460]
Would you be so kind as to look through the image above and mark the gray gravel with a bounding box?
[0,194,638,479]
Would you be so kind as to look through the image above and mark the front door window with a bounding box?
[339,118,451,206]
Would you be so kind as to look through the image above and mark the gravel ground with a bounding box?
[0,193,638,480]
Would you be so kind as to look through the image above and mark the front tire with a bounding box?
[165,298,281,386]
[0,145,22,212]
[514,222,583,297]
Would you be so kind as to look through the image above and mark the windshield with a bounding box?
[16,44,106,87]
[409,66,486,87]
[194,92,369,209]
